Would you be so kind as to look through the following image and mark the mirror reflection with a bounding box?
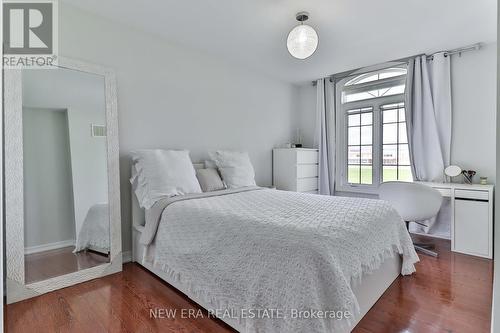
[22,67,110,284]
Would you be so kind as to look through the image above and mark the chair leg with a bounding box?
[414,245,438,257]
[405,220,438,257]
[414,242,435,249]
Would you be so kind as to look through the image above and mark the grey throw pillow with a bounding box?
[196,168,225,192]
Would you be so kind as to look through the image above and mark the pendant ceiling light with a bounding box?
[287,12,318,60]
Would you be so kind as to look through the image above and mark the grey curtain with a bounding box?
[405,54,452,182]
[314,78,335,195]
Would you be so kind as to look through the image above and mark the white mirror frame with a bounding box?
[4,57,122,303]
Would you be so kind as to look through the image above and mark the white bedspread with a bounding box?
[74,203,110,253]
[147,189,418,332]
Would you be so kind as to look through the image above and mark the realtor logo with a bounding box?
[3,0,58,68]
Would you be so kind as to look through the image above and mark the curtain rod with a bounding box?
[311,42,483,86]
[432,42,482,58]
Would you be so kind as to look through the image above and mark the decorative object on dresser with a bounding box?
[461,170,476,184]
[294,128,303,148]
[273,148,319,194]
[444,165,462,182]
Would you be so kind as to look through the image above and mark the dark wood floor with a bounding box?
[25,246,109,284]
[353,235,493,332]
[6,236,493,333]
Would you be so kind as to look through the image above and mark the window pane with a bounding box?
[379,69,407,79]
[398,123,408,143]
[383,123,397,144]
[345,68,407,86]
[361,112,372,125]
[398,166,413,181]
[382,102,403,110]
[355,74,379,84]
[361,166,372,184]
[361,146,372,165]
[398,144,411,165]
[343,92,376,103]
[361,126,372,144]
[348,146,360,164]
[398,108,405,121]
[348,165,360,184]
[362,86,405,99]
[383,166,397,182]
[383,145,397,165]
[377,88,391,97]
[348,127,360,145]
[382,85,405,96]
[343,85,406,103]
[383,109,398,123]
[348,113,360,126]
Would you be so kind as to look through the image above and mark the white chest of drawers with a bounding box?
[272,148,319,194]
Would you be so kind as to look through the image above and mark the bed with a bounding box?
[131,163,418,332]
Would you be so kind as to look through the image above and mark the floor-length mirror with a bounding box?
[22,68,110,284]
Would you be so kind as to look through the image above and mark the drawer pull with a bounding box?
[454,189,489,201]
[455,197,488,203]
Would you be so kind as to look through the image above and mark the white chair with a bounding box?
[379,181,443,257]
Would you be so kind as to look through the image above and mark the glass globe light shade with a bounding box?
[287,24,318,59]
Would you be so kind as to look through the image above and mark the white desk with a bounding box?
[417,182,494,259]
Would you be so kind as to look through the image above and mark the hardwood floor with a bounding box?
[25,246,109,284]
[7,261,233,333]
[353,235,493,332]
[6,236,493,333]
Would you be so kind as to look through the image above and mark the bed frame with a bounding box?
[131,163,401,332]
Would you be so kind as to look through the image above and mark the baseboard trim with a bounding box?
[122,251,132,263]
[25,239,76,255]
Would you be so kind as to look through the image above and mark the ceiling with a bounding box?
[63,0,497,84]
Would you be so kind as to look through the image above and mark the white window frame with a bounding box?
[335,75,406,194]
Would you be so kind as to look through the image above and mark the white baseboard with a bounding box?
[25,239,76,255]
[122,251,132,263]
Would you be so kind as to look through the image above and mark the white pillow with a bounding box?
[130,150,202,209]
[208,151,256,188]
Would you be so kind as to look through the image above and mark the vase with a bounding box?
[462,170,476,184]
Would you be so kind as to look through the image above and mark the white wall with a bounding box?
[23,108,76,248]
[295,42,497,185]
[295,85,317,149]
[58,4,297,252]
[67,105,108,236]
[451,43,497,183]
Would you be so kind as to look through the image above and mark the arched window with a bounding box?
[336,66,412,193]
[342,67,407,104]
